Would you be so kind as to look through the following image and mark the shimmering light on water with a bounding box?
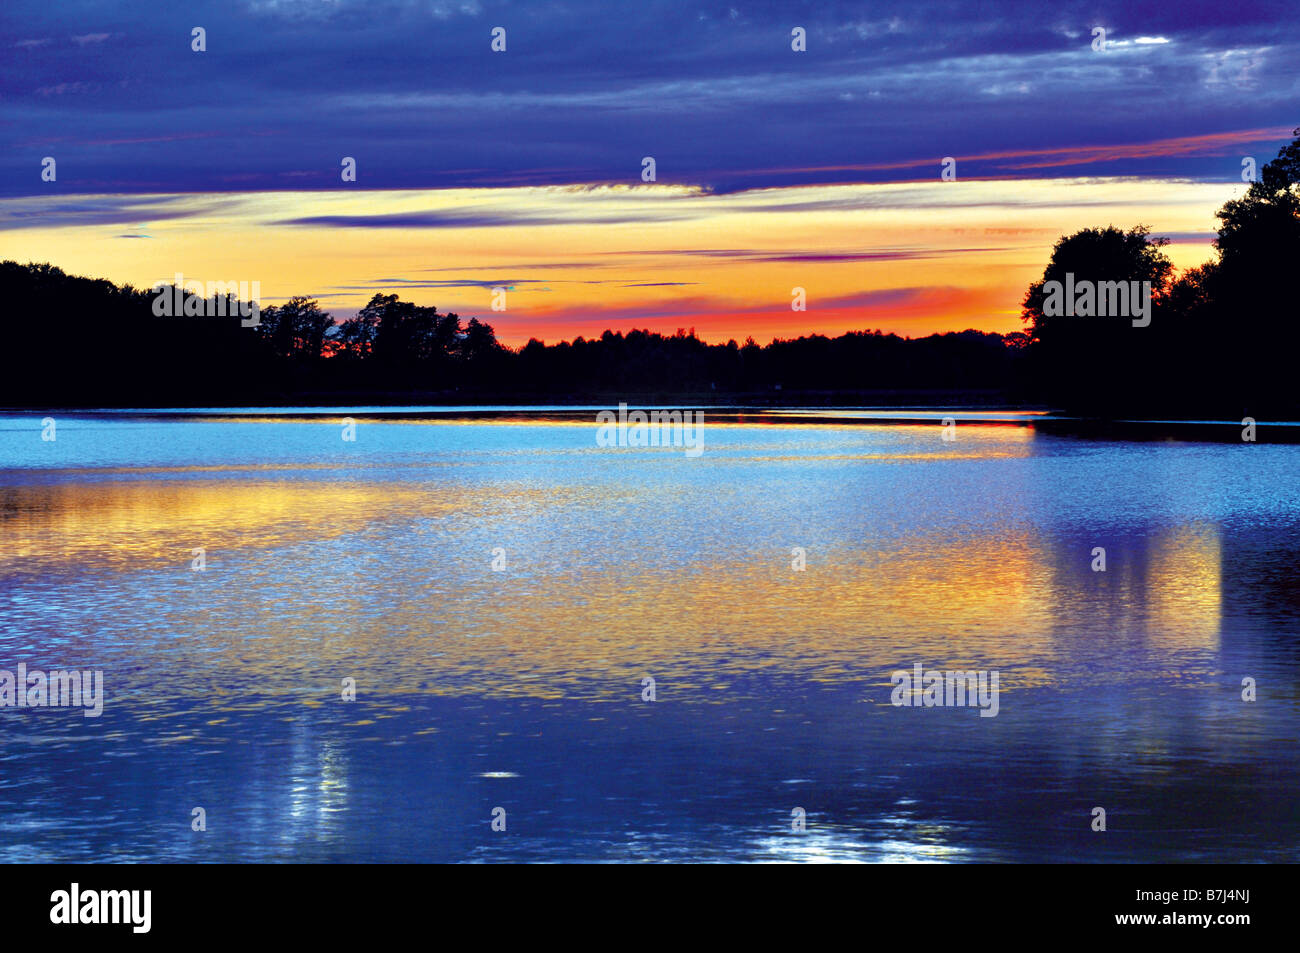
[1,411,1297,861]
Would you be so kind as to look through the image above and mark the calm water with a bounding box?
[1,410,1297,862]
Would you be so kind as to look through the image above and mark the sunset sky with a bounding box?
[2,0,1296,346]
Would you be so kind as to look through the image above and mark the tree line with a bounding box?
[1020,128,1300,417]
[3,129,1296,415]
[0,268,1022,406]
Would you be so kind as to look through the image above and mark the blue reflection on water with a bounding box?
[0,411,1297,861]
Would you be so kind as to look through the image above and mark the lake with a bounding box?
[1,408,1297,862]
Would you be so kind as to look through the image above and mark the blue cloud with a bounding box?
[0,0,1296,196]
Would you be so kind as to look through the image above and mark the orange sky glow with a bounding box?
[1,175,1242,347]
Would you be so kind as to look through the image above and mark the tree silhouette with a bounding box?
[1015,126,1300,416]
[258,296,333,361]
[0,262,1026,407]
[1020,225,1173,413]
[1200,127,1300,413]
[7,126,1299,414]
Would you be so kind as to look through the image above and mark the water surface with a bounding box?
[1,410,1297,862]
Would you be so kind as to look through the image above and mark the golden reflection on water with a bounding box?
[1144,525,1222,652]
[437,530,1063,699]
[0,477,520,574]
[1,454,1226,705]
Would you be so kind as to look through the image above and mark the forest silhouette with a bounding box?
[4,130,1297,417]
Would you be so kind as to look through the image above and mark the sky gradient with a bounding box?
[2,0,1297,344]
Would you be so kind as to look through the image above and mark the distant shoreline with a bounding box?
[0,388,1025,411]
[6,404,1297,443]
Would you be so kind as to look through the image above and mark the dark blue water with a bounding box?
[1,410,1297,861]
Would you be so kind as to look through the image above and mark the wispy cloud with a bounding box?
[2,0,1295,195]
